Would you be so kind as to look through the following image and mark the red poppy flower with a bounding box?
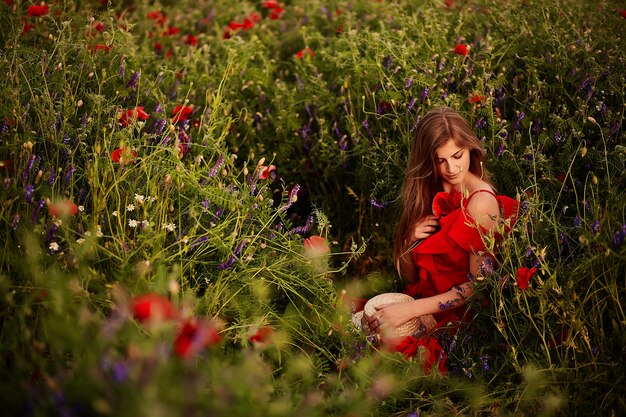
[27,4,49,17]
[163,25,179,36]
[269,7,284,20]
[147,10,167,26]
[249,12,262,23]
[93,22,106,32]
[118,106,149,126]
[444,0,454,8]
[432,189,463,218]
[258,164,276,180]
[295,47,314,59]
[229,20,244,30]
[183,34,198,46]
[516,267,537,291]
[264,0,278,8]
[222,29,232,39]
[48,199,78,218]
[619,10,626,19]
[89,44,111,52]
[132,293,179,323]
[154,41,163,51]
[171,105,193,123]
[6,0,14,6]
[174,318,221,359]
[303,235,330,257]
[467,93,485,104]
[249,326,274,344]
[242,17,255,30]
[453,43,469,56]
[110,147,137,163]
[23,20,35,34]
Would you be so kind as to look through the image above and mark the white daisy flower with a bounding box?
[49,242,60,252]
[128,219,138,228]
[126,204,135,212]
[134,194,145,205]
[112,211,118,217]
[78,205,85,212]
[163,223,176,232]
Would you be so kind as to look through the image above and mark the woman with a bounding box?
[365,107,518,371]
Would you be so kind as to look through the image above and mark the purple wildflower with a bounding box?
[338,135,348,151]
[25,184,34,203]
[370,197,389,209]
[573,214,582,228]
[290,215,314,235]
[24,155,36,181]
[496,141,505,157]
[479,258,493,275]
[554,130,562,145]
[511,112,525,131]
[119,56,125,78]
[0,120,8,135]
[362,118,371,136]
[48,167,55,186]
[420,86,429,103]
[210,207,223,223]
[592,219,600,235]
[383,55,391,70]
[12,214,20,230]
[405,78,414,89]
[217,239,249,270]
[126,71,140,88]
[410,115,421,133]
[64,166,75,187]
[613,230,623,249]
[583,200,591,214]
[475,117,487,130]
[480,355,489,371]
[280,184,301,212]
[406,97,417,114]
[31,198,45,225]
[208,155,225,178]
[81,114,88,126]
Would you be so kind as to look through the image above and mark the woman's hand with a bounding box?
[365,301,421,333]
[408,215,439,245]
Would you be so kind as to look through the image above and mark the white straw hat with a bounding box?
[351,293,436,338]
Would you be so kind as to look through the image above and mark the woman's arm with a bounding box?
[366,280,474,332]
[398,215,439,281]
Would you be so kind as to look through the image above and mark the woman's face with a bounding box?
[435,139,471,188]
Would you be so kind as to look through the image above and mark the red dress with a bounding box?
[381,189,518,373]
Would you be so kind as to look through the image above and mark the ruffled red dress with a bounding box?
[359,189,518,373]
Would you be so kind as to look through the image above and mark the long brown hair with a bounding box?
[393,107,490,271]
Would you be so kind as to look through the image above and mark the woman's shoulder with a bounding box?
[463,187,500,229]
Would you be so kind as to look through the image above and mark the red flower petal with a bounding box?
[295,47,314,59]
[516,267,537,291]
[249,326,274,344]
[110,147,137,163]
[174,319,221,359]
[303,235,330,257]
[171,105,193,123]
[27,4,49,17]
[619,10,626,19]
[453,43,469,56]
[132,293,178,323]
[48,199,78,218]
